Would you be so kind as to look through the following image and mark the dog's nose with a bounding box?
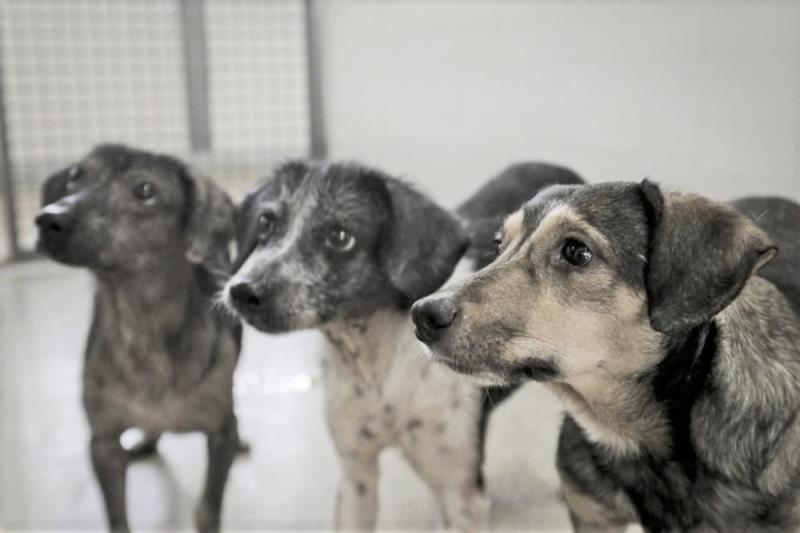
[411,297,457,344]
[229,282,263,310]
[35,211,74,237]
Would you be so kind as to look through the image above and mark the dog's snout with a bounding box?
[411,297,457,344]
[229,282,263,309]
[35,211,73,235]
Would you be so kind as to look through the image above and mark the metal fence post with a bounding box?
[179,0,212,153]
[304,0,326,159]
[0,23,20,261]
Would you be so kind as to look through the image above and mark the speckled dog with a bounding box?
[223,160,582,531]
[36,144,243,533]
[413,181,800,531]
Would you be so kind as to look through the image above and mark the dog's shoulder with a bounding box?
[690,277,800,495]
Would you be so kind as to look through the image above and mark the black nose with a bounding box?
[411,297,457,344]
[35,211,74,237]
[229,282,263,310]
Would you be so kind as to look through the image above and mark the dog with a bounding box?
[412,180,800,531]
[36,144,244,533]
[223,160,583,530]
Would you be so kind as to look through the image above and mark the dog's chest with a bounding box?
[322,312,480,446]
[83,305,238,434]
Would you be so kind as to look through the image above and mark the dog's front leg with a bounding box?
[195,416,239,533]
[335,453,380,532]
[90,434,130,533]
[403,439,489,532]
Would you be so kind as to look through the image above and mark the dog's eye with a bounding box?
[326,228,356,252]
[66,166,82,190]
[258,213,275,236]
[562,238,593,266]
[133,182,156,202]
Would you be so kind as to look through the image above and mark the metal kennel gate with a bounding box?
[0,0,325,262]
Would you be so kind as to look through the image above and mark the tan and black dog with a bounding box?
[36,144,243,533]
[412,181,800,531]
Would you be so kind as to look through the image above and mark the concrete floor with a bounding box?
[1,260,576,532]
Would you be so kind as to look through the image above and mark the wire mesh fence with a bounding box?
[0,0,313,260]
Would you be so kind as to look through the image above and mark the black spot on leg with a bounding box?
[406,419,423,432]
[356,481,368,496]
[383,404,394,415]
[360,426,375,440]
[353,384,363,397]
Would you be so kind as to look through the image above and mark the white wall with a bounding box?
[317,0,800,206]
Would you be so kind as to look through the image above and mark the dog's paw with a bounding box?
[194,503,220,533]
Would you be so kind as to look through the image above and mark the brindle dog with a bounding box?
[36,144,243,533]
[412,181,800,532]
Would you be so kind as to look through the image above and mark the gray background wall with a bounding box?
[317,0,800,206]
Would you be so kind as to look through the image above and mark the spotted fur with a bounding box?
[224,159,583,531]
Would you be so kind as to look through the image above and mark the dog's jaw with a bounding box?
[418,342,512,387]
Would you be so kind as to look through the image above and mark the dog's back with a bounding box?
[734,196,800,315]
[457,162,585,269]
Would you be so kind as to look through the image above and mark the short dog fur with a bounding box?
[223,160,582,530]
[412,181,800,531]
[36,144,243,532]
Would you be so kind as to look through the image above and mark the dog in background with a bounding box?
[412,180,800,531]
[223,160,583,531]
[36,144,244,533]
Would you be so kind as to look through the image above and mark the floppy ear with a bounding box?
[182,171,235,265]
[381,178,469,304]
[640,180,777,333]
[41,167,70,206]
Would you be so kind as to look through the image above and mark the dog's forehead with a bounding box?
[520,183,647,244]
[84,145,183,186]
[258,162,389,225]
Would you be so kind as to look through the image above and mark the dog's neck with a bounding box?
[93,253,198,338]
[548,374,671,457]
[551,276,800,462]
[321,308,418,387]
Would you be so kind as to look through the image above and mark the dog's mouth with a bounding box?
[418,343,512,387]
[421,339,559,387]
[36,233,91,266]
[222,283,319,335]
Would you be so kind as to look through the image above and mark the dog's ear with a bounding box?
[182,170,235,265]
[640,180,777,333]
[381,178,469,304]
[41,167,70,206]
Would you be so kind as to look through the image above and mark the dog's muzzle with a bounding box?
[411,295,457,344]
[35,206,76,254]
[228,281,266,313]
